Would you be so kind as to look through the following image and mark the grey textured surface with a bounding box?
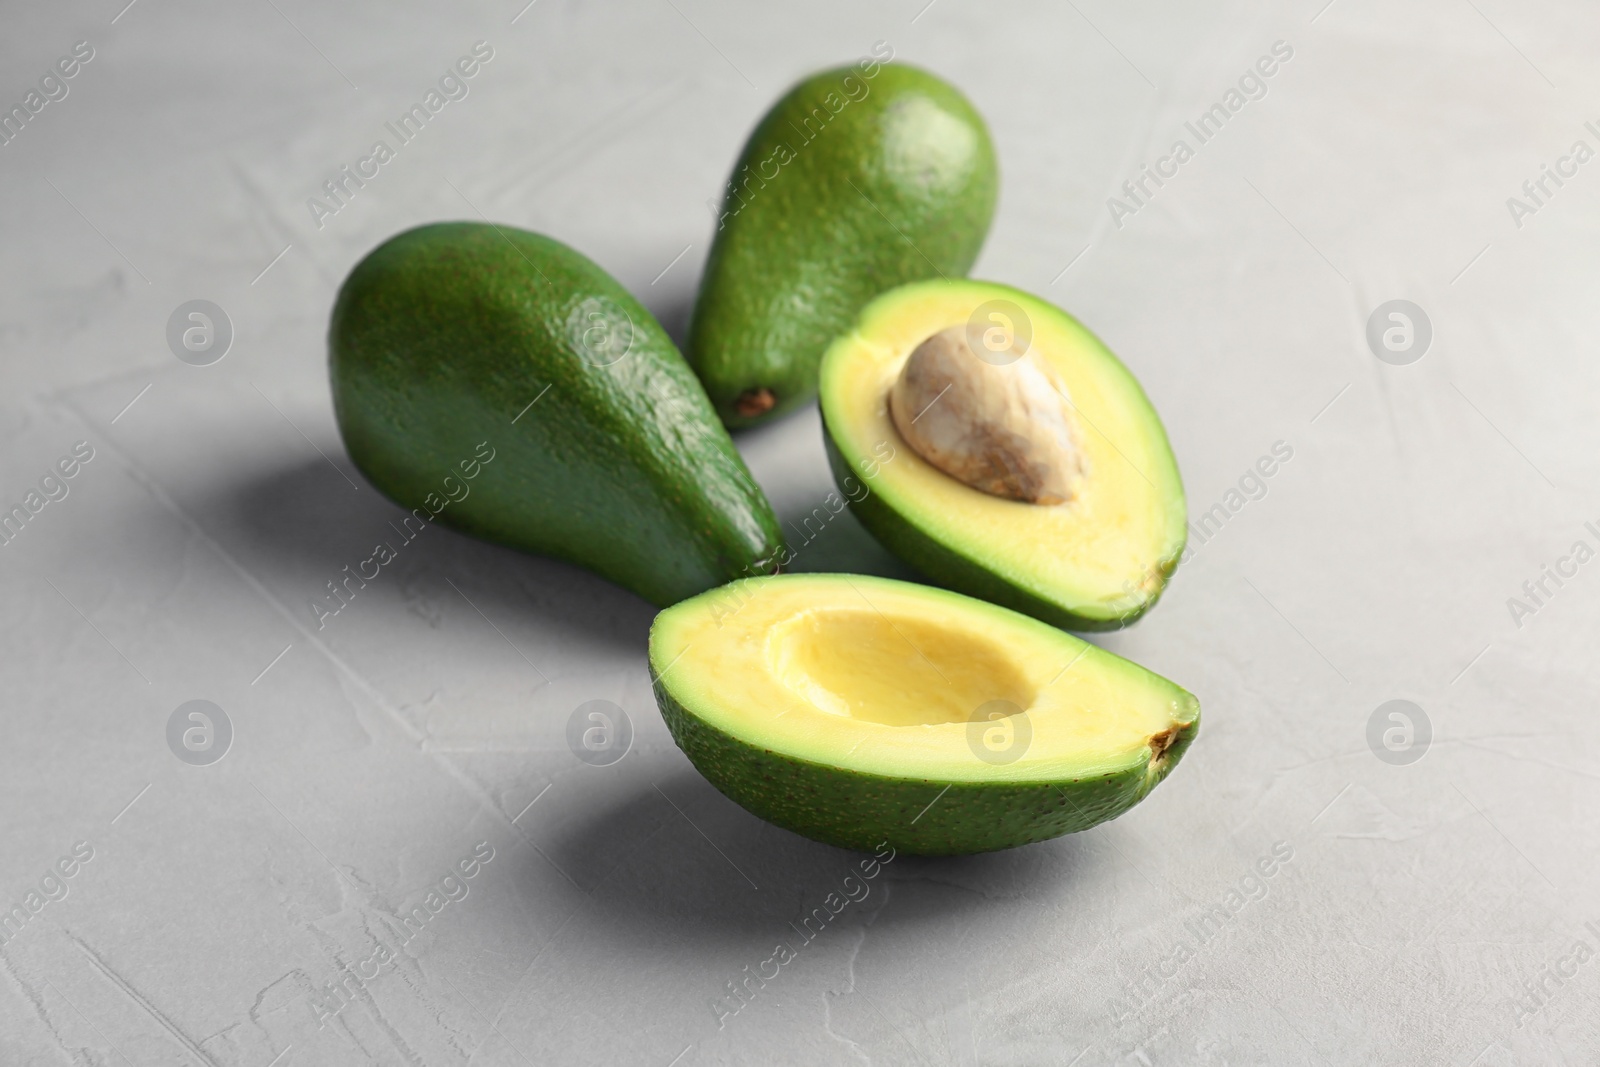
[1,1,1596,1064]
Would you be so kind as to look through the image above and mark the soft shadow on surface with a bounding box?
[530,764,1093,947]
[642,290,695,350]
[224,459,1098,952]
[208,456,657,652]
[729,400,925,580]
[777,498,921,580]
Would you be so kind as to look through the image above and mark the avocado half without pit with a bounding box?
[649,574,1199,856]
[820,279,1187,631]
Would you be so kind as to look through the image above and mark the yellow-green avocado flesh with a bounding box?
[649,574,1199,855]
[820,279,1187,631]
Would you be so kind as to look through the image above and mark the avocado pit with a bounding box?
[888,325,1085,504]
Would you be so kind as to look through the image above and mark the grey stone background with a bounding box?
[1,0,1596,1063]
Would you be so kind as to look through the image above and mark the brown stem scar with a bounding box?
[735,387,776,418]
[1148,726,1181,762]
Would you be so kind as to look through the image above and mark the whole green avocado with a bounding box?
[329,222,785,606]
[687,56,999,428]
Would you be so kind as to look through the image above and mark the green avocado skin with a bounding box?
[688,62,998,428]
[652,671,1198,856]
[330,222,785,607]
[823,433,1174,631]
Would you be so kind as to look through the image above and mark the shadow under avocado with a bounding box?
[526,759,1093,950]
[641,289,695,351]
[209,456,656,654]
[776,494,921,580]
[221,456,1096,964]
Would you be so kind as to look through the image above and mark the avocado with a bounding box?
[820,279,1186,631]
[686,60,998,428]
[650,573,1198,855]
[330,222,784,607]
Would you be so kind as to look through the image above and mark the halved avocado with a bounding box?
[820,279,1186,630]
[649,574,1199,855]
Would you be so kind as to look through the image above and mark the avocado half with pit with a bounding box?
[820,279,1186,631]
[649,574,1198,855]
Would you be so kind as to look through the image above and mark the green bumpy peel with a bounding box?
[651,663,1199,857]
[687,59,998,428]
[330,222,785,607]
